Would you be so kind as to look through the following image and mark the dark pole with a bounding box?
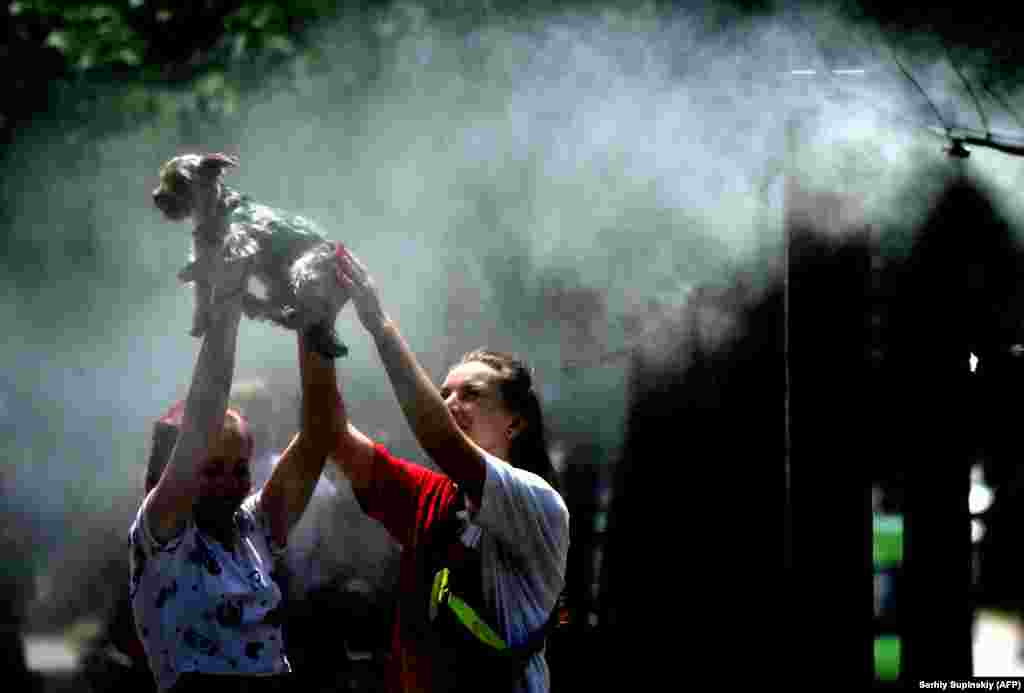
[784,106,875,687]
[894,161,976,681]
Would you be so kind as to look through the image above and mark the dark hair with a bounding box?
[143,400,253,495]
[457,349,559,492]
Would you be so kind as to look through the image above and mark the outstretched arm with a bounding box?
[144,290,244,543]
[334,246,486,502]
[259,333,342,546]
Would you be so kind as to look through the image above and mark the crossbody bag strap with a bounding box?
[430,568,559,660]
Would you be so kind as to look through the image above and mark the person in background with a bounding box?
[228,377,355,692]
[228,377,339,601]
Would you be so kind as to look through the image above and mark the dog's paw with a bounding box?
[241,293,268,320]
[278,306,301,329]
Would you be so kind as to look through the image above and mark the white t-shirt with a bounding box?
[282,471,339,599]
[469,453,570,693]
[128,492,291,691]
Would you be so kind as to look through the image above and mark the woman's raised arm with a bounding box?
[333,245,486,500]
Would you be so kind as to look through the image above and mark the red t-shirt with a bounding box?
[354,443,463,693]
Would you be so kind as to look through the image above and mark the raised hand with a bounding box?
[333,243,386,336]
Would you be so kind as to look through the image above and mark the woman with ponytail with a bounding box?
[326,245,570,693]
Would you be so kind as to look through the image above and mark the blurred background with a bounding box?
[5,0,1024,689]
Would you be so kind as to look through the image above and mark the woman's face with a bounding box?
[440,361,520,457]
[196,427,252,516]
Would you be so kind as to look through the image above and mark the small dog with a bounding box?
[152,152,349,358]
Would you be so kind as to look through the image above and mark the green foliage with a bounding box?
[2,1,350,147]
[30,2,143,70]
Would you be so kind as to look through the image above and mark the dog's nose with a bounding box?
[153,190,171,210]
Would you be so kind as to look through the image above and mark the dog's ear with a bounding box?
[197,153,239,180]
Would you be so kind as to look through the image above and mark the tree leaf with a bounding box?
[196,71,226,97]
[45,30,71,54]
[77,46,96,70]
[267,35,295,55]
[251,4,274,29]
[117,47,141,66]
[89,5,120,22]
[233,33,248,60]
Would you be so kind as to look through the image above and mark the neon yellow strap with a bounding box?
[448,593,508,651]
[430,567,448,623]
[430,568,508,651]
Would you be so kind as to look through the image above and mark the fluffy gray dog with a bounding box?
[152,152,349,358]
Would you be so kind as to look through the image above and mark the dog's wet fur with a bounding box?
[152,153,348,358]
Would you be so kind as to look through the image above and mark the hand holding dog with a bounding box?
[334,245,387,337]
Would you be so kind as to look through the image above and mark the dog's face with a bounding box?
[152,153,238,222]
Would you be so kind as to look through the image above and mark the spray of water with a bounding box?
[4,1,1024,627]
